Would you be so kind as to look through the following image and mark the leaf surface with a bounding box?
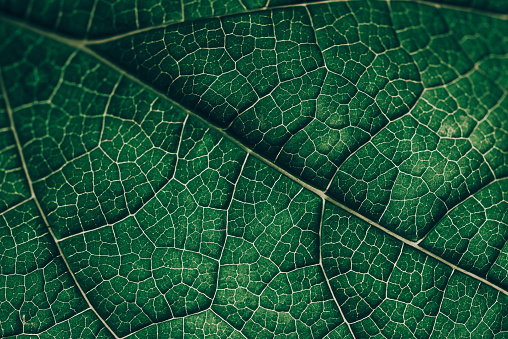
[0,0,507,338]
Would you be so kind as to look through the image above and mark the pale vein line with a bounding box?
[318,198,357,338]
[180,0,185,22]
[324,88,425,193]
[85,0,99,35]
[117,309,209,339]
[0,197,33,216]
[210,153,250,304]
[415,177,508,245]
[79,0,507,45]
[210,309,249,339]
[0,68,120,338]
[427,269,453,335]
[26,308,91,336]
[2,12,508,300]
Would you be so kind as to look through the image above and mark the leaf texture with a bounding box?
[0,0,507,338]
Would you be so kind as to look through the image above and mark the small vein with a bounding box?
[318,198,357,338]
[415,176,508,245]
[0,65,120,338]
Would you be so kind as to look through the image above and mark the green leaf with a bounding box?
[0,0,507,338]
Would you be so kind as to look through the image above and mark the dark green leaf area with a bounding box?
[228,157,321,271]
[440,0,508,13]
[29,90,183,239]
[431,272,508,338]
[0,200,112,337]
[0,25,109,187]
[93,1,423,190]
[13,60,247,337]
[176,118,247,209]
[2,24,248,240]
[390,2,474,87]
[41,310,116,339]
[423,179,508,283]
[323,202,462,338]
[0,0,183,38]
[243,266,343,338]
[0,119,31,213]
[125,310,246,339]
[0,22,251,337]
[212,156,330,336]
[330,66,506,241]
[0,201,80,335]
[183,310,245,338]
[322,324,356,339]
[183,0,266,22]
[0,89,30,214]
[0,0,273,39]
[440,10,508,91]
[413,71,506,156]
[330,116,492,241]
[61,216,219,336]
[321,202,508,338]
[92,1,508,243]
[0,41,119,334]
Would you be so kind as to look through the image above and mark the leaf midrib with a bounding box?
[1,7,508,331]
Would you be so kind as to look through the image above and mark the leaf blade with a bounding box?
[0,1,508,337]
